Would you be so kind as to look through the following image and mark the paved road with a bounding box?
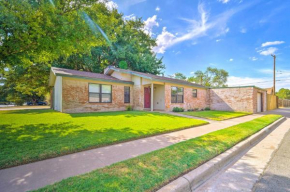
[0,113,263,192]
[253,108,290,192]
[196,108,290,192]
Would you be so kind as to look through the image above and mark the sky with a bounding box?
[109,0,290,90]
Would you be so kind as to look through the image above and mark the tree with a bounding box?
[276,88,290,99]
[0,0,115,70]
[0,0,164,102]
[53,17,164,74]
[188,67,228,87]
[170,73,187,80]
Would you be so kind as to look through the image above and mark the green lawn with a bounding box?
[0,109,208,169]
[181,110,251,121]
[35,114,281,192]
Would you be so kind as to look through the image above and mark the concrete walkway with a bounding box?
[0,114,262,192]
[196,108,290,192]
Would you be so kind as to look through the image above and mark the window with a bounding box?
[89,84,112,103]
[171,87,184,103]
[124,86,130,103]
[192,89,197,98]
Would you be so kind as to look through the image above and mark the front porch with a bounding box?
[143,82,165,112]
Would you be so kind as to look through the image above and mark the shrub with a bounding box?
[173,107,184,112]
[126,105,133,111]
[204,107,211,111]
[194,108,199,111]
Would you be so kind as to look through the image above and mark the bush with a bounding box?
[194,108,199,111]
[173,107,184,112]
[126,105,133,111]
[204,107,210,111]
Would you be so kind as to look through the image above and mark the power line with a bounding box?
[229,78,290,86]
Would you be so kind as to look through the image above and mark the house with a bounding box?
[49,67,267,113]
[49,67,208,113]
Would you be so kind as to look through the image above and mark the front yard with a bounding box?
[181,110,251,121]
[0,109,207,169]
[35,114,282,192]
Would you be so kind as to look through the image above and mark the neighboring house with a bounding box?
[49,67,267,113]
[49,67,208,113]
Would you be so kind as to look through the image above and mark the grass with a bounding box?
[0,109,208,169]
[35,114,282,192]
[181,110,251,121]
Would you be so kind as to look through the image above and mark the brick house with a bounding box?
[49,67,207,113]
[49,67,267,113]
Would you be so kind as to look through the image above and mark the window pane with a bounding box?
[177,95,183,103]
[171,95,177,103]
[89,93,100,102]
[171,87,177,95]
[124,86,130,94]
[124,86,130,103]
[102,85,111,93]
[102,93,111,103]
[193,89,197,97]
[177,87,184,95]
[89,84,99,93]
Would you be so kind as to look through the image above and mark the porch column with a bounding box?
[151,83,154,111]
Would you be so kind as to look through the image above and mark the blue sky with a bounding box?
[110,0,290,90]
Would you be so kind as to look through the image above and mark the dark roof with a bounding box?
[51,67,133,84]
[105,66,206,88]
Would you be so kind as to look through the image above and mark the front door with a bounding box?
[144,87,151,108]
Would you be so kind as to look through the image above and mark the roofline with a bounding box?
[55,74,134,85]
[210,86,267,91]
[105,66,207,89]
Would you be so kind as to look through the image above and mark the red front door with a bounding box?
[144,87,151,108]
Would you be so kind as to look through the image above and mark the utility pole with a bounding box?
[271,54,276,95]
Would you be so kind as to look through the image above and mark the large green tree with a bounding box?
[53,17,164,74]
[172,67,229,87]
[188,67,228,87]
[0,0,164,103]
[276,88,290,99]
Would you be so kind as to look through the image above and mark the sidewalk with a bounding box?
[0,114,262,192]
[196,108,290,192]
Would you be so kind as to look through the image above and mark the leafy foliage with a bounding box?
[276,88,290,99]
[172,67,229,87]
[0,0,164,101]
[189,67,229,87]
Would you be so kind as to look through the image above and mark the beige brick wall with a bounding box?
[210,87,254,113]
[62,77,133,113]
[164,84,208,111]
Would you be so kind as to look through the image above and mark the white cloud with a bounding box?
[190,71,195,74]
[229,58,233,62]
[143,15,159,36]
[123,14,136,21]
[153,2,250,53]
[216,39,222,42]
[261,41,285,47]
[152,27,175,54]
[259,47,277,56]
[218,0,230,4]
[155,6,160,11]
[240,28,247,33]
[100,0,118,10]
[249,56,258,61]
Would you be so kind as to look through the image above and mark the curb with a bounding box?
[157,116,286,192]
